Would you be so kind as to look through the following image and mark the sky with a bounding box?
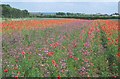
[1,0,120,2]
[1,0,119,14]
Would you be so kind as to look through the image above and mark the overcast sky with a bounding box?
[1,0,119,14]
[1,0,120,2]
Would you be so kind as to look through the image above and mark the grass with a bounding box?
[1,18,65,22]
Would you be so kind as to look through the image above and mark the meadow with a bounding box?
[1,18,120,78]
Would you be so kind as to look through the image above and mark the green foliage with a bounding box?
[56,12,66,15]
[1,4,29,18]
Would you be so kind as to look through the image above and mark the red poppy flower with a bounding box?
[73,43,77,48]
[17,72,20,75]
[15,76,18,79]
[117,53,120,57]
[14,66,18,70]
[52,60,58,67]
[84,42,89,47]
[4,69,8,73]
[58,75,61,79]
[52,60,56,65]
[55,64,58,67]
[55,42,59,46]
[69,55,73,58]
[21,51,26,55]
[113,76,117,78]
[51,42,60,48]
[116,39,118,44]
[74,57,79,61]
[47,52,54,56]
[107,37,111,41]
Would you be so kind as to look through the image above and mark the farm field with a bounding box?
[1,18,66,22]
[1,18,120,77]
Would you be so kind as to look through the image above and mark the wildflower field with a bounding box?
[2,18,120,78]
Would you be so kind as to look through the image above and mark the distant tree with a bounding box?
[66,12,71,15]
[1,4,29,18]
[114,13,119,15]
[22,10,29,17]
[56,12,66,15]
[1,4,11,18]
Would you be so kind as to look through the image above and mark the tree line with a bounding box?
[1,4,119,19]
[1,4,29,18]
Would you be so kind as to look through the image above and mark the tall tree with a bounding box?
[1,4,29,18]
